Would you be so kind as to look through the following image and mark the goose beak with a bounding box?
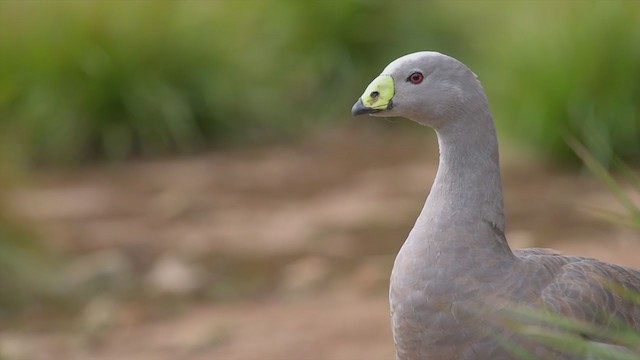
[351,98,378,116]
[351,75,394,117]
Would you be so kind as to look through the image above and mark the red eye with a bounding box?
[408,72,424,84]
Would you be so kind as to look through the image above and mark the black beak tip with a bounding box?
[351,98,376,117]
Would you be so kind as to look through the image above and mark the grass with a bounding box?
[0,1,637,166]
[0,0,401,164]
[483,1,640,166]
[506,303,640,359]
[569,138,640,229]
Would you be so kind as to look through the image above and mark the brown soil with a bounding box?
[1,124,639,360]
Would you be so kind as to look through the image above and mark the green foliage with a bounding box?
[570,138,640,228]
[483,1,640,165]
[0,1,485,165]
[498,302,640,359]
[0,1,638,165]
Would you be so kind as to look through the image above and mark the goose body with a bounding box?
[352,52,640,359]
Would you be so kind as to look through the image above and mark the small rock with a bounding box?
[146,255,205,295]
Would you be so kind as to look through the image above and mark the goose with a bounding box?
[351,51,640,359]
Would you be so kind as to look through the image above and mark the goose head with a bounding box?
[351,51,485,130]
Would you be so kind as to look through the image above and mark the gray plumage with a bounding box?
[352,52,640,359]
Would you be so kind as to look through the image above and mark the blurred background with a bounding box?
[0,1,639,359]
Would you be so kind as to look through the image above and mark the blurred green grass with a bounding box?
[482,1,640,166]
[0,0,395,164]
[1,1,636,165]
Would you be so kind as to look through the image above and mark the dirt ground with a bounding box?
[1,125,639,360]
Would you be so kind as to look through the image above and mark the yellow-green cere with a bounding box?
[360,75,394,110]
